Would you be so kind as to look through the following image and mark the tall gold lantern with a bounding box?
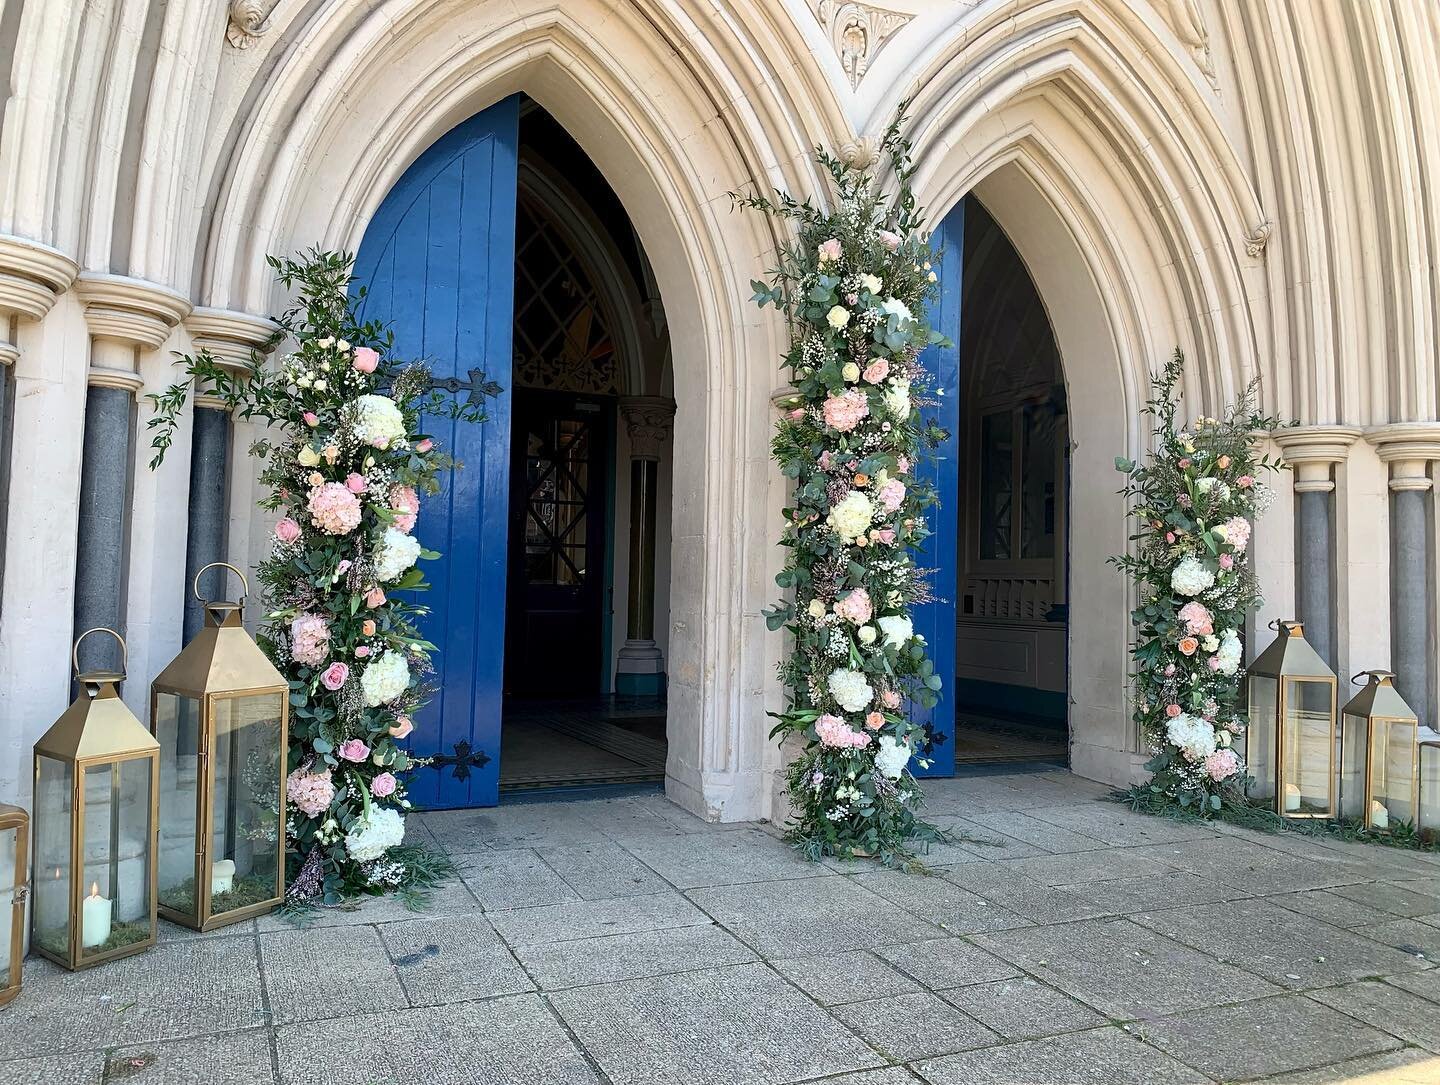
[0,802,28,1005]
[1340,671,1425,832]
[1245,619,1338,818]
[32,629,159,970]
[150,564,289,932]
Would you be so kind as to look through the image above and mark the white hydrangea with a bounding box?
[344,807,406,862]
[1215,629,1243,675]
[352,394,407,448]
[374,527,421,582]
[1170,555,1215,597]
[884,379,912,420]
[360,650,411,707]
[827,668,874,712]
[880,297,914,326]
[877,615,913,649]
[1166,713,1217,763]
[858,273,883,295]
[827,490,875,540]
[875,735,911,780]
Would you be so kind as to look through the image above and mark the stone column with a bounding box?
[616,397,675,695]
[72,275,189,674]
[1274,427,1362,671]
[0,236,78,601]
[1369,424,1440,728]
[180,309,276,639]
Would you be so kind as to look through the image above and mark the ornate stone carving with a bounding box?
[839,137,879,172]
[813,2,912,90]
[226,0,276,49]
[621,396,676,460]
[1243,220,1273,258]
[1160,0,1218,91]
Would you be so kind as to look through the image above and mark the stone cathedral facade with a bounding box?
[0,1,1437,824]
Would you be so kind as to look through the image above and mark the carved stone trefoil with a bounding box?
[1243,220,1273,259]
[227,0,277,50]
[814,1,913,90]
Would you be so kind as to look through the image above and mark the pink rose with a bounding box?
[1219,553,1234,570]
[896,456,910,474]
[1178,458,1191,469]
[371,436,389,449]
[320,662,350,691]
[877,229,901,251]
[355,645,371,658]
[362,619,377,637]
[365,586,386,608]
[415,438,433,453]
[817,238,842,263]
[1165,704,1182,718]
[1178,637,1199,657]
[1208,657,1222,671]
[275,517,301,544]
[788,408,805,421]
[352,347,380,374]
[863,359,889,383]
[881,689,901,709]
[345,472,367,493]
[370,772,397,798]
[1217,455,1231,469]
[302,412,319,427]
[864,711,885,731]
[337,738,369,762]
[873,528,896,545]
[1236,475,1254,488]
[1164,663,1177,677]
[389,716,414,740]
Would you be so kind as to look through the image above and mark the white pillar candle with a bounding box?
[212,859,236,896]
[1369,800,1389,830]
[1284,783,1302,812]
[81,883,112,948]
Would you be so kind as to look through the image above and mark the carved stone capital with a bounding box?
[227,0,277,49]
[1366,422,1440,493]
[0,234,79,344]
[1273,426,1364,492]
[75,273,191,351]
[620,396,676,460]
[186,306,279,372]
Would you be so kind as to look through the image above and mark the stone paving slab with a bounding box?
[106,1027,277,1085]
[1072,869,1254,914]
[831,990,1000,1060]
[1019,802,1220,847]
[1353,916,1440,962]
[912,1025,1209,1085]
[810,1070,924,1085]
[378,911,534,1005]
[513,922,757,989]
[972,916,1282,1019]
[273,995,600,1085]
[1266,887,1399,928]
[938,861,1112,925]
[1134,836,1368,894]
[547,962,884,1085]
[622,826,828,887]
[261,924,407,1025]
[871,937,1021,990]
[852,869,1029,934]
[1330,878,1440,917]
[1136,993,1402,1081]
[956,810,1113,854]
[987,847,1176,887]
[1257,1047,1440,1084]
[534,842,671,899]
[770,949,923,1005]
[1310,978,1440,1052]
[1385,966,1440,1004]
[484,890,711,945]
[0,1053,104,1085]
[1131,897,1435,988]
[460,848,582,910]
[253,876,481,931]
[938,976,1110,1040]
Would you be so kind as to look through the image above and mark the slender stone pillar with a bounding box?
[72,275,190,674]
[1274,427,1362,672]
[181,309,276,639]
[616,396,675,696]
[1369,424,1440,728]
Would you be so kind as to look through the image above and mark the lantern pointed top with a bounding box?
[1250,619,1337,680]
[35,670,159,763]
[1343,669,1418,722]
[152,604,286,696]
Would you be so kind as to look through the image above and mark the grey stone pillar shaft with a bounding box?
[1391,487,1433,728]
[183,405,231,641]
[616,397,674,696]
[73,384,134,674]
[1295,488,1335,670]
[627,456,659,642]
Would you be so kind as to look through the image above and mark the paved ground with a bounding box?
[7,768,1440,1084]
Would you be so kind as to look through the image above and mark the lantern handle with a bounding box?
[71,627,127,677]
[1351,670,1395,685]
[193,562,249,605]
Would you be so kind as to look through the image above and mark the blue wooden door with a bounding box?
[911,199,963,778]
[353,97,519,808]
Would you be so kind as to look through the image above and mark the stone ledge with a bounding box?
[185,306,280,370]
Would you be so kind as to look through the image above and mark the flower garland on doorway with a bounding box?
[1111,350,1283,813]
[735,111,949,865]
[148,250,495,902]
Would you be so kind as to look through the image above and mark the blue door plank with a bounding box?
[352,97,520,808]
[911,200,964,779]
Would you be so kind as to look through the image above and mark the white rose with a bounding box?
[826,306,851,330]
[337,339,351,351]
[842,362,861,382]
[857,625,877,645]
[884,379,912,420]
[807,599,827,619]
[859,273,883,295]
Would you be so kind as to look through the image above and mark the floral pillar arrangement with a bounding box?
[149,251,493,902]
[736,113,949,865]
[1112,350,1283,813]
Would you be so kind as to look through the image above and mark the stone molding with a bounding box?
[620,396,676,460]
[1366,422,1440,493]
[0,234,79,331]
[1273,426,1364,493]
[75,273,191,351]
[186,306,279,370]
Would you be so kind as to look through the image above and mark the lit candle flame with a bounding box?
[88,881,100,899]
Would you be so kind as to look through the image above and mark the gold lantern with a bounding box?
[1418,735,1440,842]
[150,564,288,931]
[1340,671,1424,832]
[1245,619,1338,818]
[32,629,159,970]
[0,802,27,1005]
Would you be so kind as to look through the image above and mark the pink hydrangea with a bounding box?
[863,358,889,383]
[821,389,869,433]
[321,662,349,691]
[1221,516,1252,552]
[389,484,419,533]
[370,772,397,798]
[1177,601,1213,636]
[307,482,362,535]
[1204,748,1240,782]
[815,713,871,749]
[286,768,335,818]
[337,738,370,763]
[290,613,330,666]
[877,478,906,513]
[832,587,873,625]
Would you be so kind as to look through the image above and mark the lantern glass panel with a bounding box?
[1371,717,1418,827]
[79,758,153,960]
[1283,678,1334,814]
[154,692,203,921]
[1247,676,1278,802]
[0,823,15,980]
[1340,712,1368,821]
[33,754,72,959]
[1421,744,1440,842]
[209,693,285,916]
